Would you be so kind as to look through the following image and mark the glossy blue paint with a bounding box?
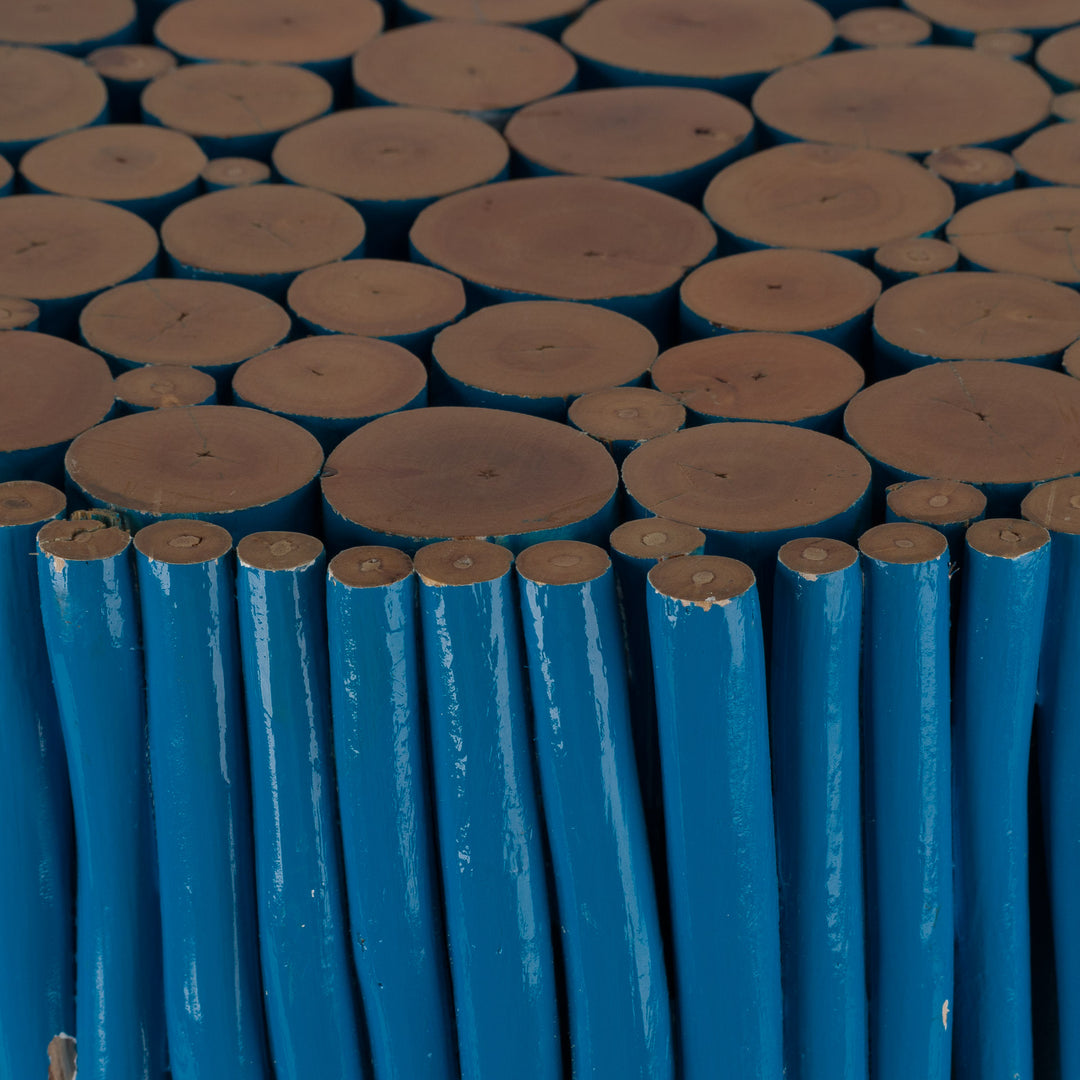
[645,555,783,1080]
[516,542,672,1079]
[326,546,458,1080]
[415,541,561,1080]
[952,518,1051,1080]
[36,515,165,1080]
[858,523,952,1080]
[0,483,73,1080]
[770,539,866,1080]
[234,535,368,1079]
[133,520,269,1080]
[1021,481,1080,1078]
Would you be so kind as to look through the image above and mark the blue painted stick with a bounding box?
[326,545,458,1080]
[952,518,1051,1080]
[517,540,673,1080]
[858,522,953,1080]
[414,540,561,1080]
[235,533,369,1080]
[1021,479,1080,1077]
[771,537,866,1080]
[0,482,73,1080]
[645,554,782,1080]
[36,513,165,1080]
[133,519,269,1080]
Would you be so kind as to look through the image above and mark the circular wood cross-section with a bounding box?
[0,296,39,330]
[141,62,332,143]
[1014,122,1080,185]
[133,518,232,564]
[200,158,270,189]
[568,386,686,445]
[1052,91,1080,121]
[886,478,987,526]
[411,176,716,303]
[236,530,323,571]
[0,0,134,53]
[622,422,871,534]
[351,22,576,114]
[1022,475,1080,533]
[609,516,706,560]
[906,0,1080,36]
[160,184,365,279]
[874,271,1080,363]
[778,535,857,575]
[874,237,958,279]
[972,30,1032,58]
[0,331,114,452]
[20,124,206,204]
[1038,25,1080,87]
[323,406,618,545]
[154,0,384,65]
[114,365,217,410]
[561,0,834,89]
[966,516,1049,559]
[752,46,1051,154]
[516,539,609,585]
[80,279,291,372]
[504,86,753,181]
[0,46,107,152]
[0,195,157,304]
[432,300,656,400]
[287,259,465,339]
[680,248,880,335]
[402,0,586,23]
[232,335,427,421]
[926,146,1016,187]
[38,518,130,561]
[272,106,509,204]
[87,44,176,83]
[0,480,65,527]
[651,332,864,425]
[835,7,930,47]
[413,538,512,585]
[329,545,413,588]
[66,405,324,518]
[703,143,953,258]
[946,186,1080,285]
[1061,338,1080,375]
[858,521,947,564]
[844,360,1080,486]
[647,554,756,604]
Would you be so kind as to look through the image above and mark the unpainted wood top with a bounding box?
[1052,91,1080,121]
[287,258,466,337]
[0,296,39,330]
[411,176,716,301]
[925,146,1016,186]
[80,278,290,368]
[199,158,271,188]
[0,0,133,50]
[886,478,987,525]
[0,45,107,144]
[515,539,609,585]
[647,554,756,605]
[972,30,1032,58]
[0,480,65,527]
[405,0,586,20]
[874,237,958,277]
[858,521,947,564]
[752,46,1051,155]
[966,517,1050,558]
[907,0,1080,34]
[236,530,323,570]
[413,538,513,585]
[133,518,233,563]
[432,300,656,399]
[777,536,858,575]
[1022,476,1080,534]
[568,386,686,442]
[609,516,706,560]
[329,544,413,587]
[504,86,753,179]
[272,106,509,203]
[1038,24,1080,85]
[87,44,176,82]
[835,7,930,46]
[703,142,953,255]
[113,364,216,409]
[1014,122,1080,186]
[352,21,577,112]
[38,517,130,561]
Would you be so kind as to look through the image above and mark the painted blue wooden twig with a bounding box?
[36,513,165,1080]
[326,546,459,1080]
[0,483,73,1080]
[235,533,369,1080]
[952,518,1052,1080]
[1021,479,1080,1077]
[414,540,561,1080]
[517,540,673,1080]
[858,522,953,1080]
[771,537,866,1080]
[133,519,269,1080]
[645,554,782,1080]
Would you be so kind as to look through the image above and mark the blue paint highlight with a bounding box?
[134,524,269,1080]
[517,545,672,1079]
[952,521,1051,1080]
[326,547,458,1080]
[235,537,369,1079]
[416,543,561,1080]
[0,484,73,1080]
[770,542,866,1080]
[859,526,953,1080]
[36,518,165,1080]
